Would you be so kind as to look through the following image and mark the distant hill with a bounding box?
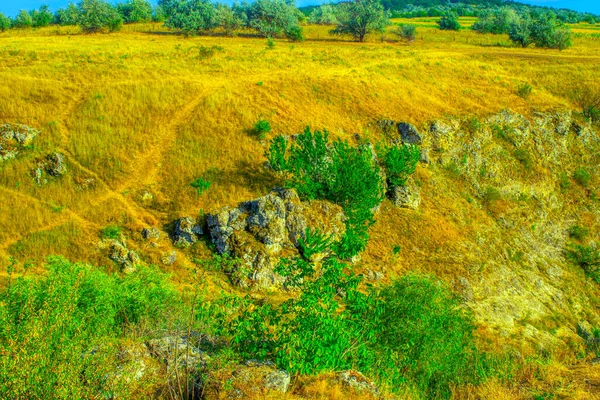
[379,0,503,11]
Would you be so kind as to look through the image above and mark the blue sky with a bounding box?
[0,0,599,17]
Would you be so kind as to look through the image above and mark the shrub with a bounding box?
[514,148,532,170]
[215,4,244,36]
[248,0,302,40]
[567,243,600,281]
[329,0,389,42]
[472,8,518,34]
[30,6,54,27]
[438,11,460,31]
[517,83,533,99]
[0,12,10,32]
[101,225,122,240]
[78,0,123,33]
[191,176,212,195]
[0,257,177,398]
[117,0,153,23]
[508,16,533,47]
[573,167,591,187]
[531,13,571,50]
[12,10,33,28]
[308,4,338,25]
[395,23,416,42]
[379,143,421,187]
[571,85,600,121]
[252,119,272,139]
[266,128,383,258]
[159,0,219,35]
[568,225,589,241]
[55,4,81,26]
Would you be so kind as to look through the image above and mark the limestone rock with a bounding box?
[173,216,203,247]
[0,124,39,161]
[141,227,161,240]
[31,152,68,185]
[107,240,140,274]
[227,360,290,397]
[397,122,422,144]
[206,188,346,289]
[390,178,421,209]
[337,370,379,396]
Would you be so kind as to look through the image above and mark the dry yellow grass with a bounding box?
[0,18,600,398]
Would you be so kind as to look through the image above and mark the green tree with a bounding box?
[12,10,33,28]
[531,13,571,50]
[308,4,338,25]
[215,4,244,36]
[508,16,533,47]
[118,0,153,23]
[329,0,389,42]
[438,11,460,31]
[30,5,54,27]
[0,12,10,32]
[55,4,81,26]
[248,0,303,40]
[78,0,123,33]
[159,0,219,35]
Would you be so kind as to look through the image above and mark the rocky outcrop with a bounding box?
[206,188,346,289]
[0,124,39,161]
[106,240,140,274]
[31,152,68,185]
[226,360,290,398]
[389,177,421,209]
[397,122,422,144]
[173,217,203,247]
[141,227,161,240]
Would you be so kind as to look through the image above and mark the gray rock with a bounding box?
[173,216,203,247]
[0,124,39,161]
[390,178,421,209]
[44,152,67,177]
[420,147,431,164]
[397,122,422,144]
[141,227,161,240]
[161,251,177,266]
[229,360,290,395]
[337,370,379,396]
[108,240,139,273]
[429,120,453,136]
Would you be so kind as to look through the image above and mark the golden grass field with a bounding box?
[1,17,600,398]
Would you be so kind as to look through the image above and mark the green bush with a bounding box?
[514,148,532,170]
[396,23,416,42]
[517,83,533,99]
[573,167,591,187]
[308,4,338,25]
[117,0,153,23]
[379,143,421,187]
[78,0,123,33]
[568,225,589,241]
[438,12,461,31]
[266,128,383,258]
[30,6,54,28]
[101,225,122,240]
[471,8,518,34]
[0,12,10,32]
[191,176,212,195]
[252,119,272,139]
[248,0,303,39]
[215,3,244,36]
[572,85,600,121]
[567,243,600,282]
[159,0,219,35]
[55,4,81,26]
[12,10,33,28]
[508,17,533,47]
[0,257,177,398]
[329,0,389,42]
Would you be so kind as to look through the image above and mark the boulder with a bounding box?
[206,188,346,289]
[31,152,67,185]
[226,360,290,398]
[397,122,422,144]
[141,227,161,240]
[389,178,421,209]
[0,124,39,161]
[173,216,203,247]
[337,370,379,396]
[161,251,177,266]
[107,240,140,273]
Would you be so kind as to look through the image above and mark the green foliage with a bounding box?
[117,0,153,23]
[0,257,177,398]
[30,6,54,28]
[517,83,533,99]
[438,11,460,31]
[308,4,338,25]
[12,10,33,28]
[55,4,81,26]
[558,172,571,192]
[0,12,10,32]
[567,243,600,282]
[513,148,532,170]
[215,4,244,36]
[472,7,519,34]
[330,0,389,42]
[248,0,303,40]
[483,186,502,204]
[530,13,571,50]
[78,0,123,33]
[379,143,421,187]
[508,16,533,47]
[573,167,591,187]
[252,119,272,139]
[101,225,122,240]
[571,85,600,121]
[191,176,212,195]
[159,0,219,35]
[266,128,383,258]
[395,23,416,42]
[568,225,589,241]
[297,228,334,261]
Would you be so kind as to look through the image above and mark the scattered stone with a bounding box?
[397,122,422,144]
[173,216,203,247]
[337,370,379,396]
[226,360,290,397]
[429,120,454,136]
[141,227,161,240]
[420,147,431,164]
[107,240,140,273]
[366,269,384,282]
[161,251,177,266]
[0,123,39,161]
[74,175,95,190]
[31,152,68,185]
[389,177,421,209]
[206,188,346,289]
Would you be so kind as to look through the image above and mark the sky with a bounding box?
[0,0,599,17]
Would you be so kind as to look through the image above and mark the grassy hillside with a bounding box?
[1,18,600,399]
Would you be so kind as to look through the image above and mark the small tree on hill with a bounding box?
[0,13,10,32]
[78,0,123,33]
[507,16,533,47]
[248,0,303,40]
[308,4,338,25]
[118,0,153,23]
[329,0,389,42]
[438,11,460,31]
[31,6,54,27]
[159,0,219,36]
[531,13,571,50]
[12,10,33,28]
